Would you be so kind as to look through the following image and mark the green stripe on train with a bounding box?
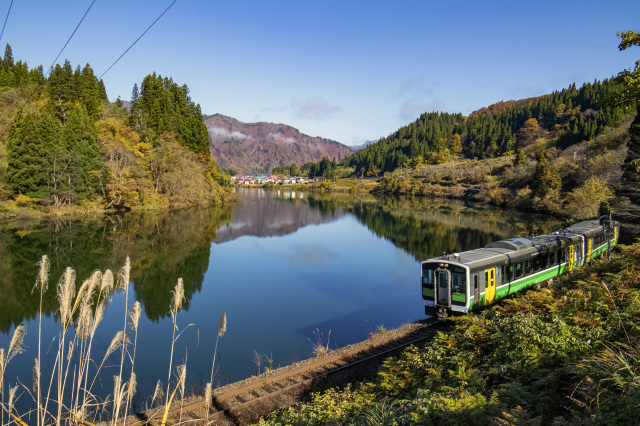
[423,288,434,297]
[452,293,466,303]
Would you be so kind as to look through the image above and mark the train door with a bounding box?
[568,245,575,271]
[473,274,479,307]
[587,238,592,261]
[436,269,450,308]
[484,268,496,304]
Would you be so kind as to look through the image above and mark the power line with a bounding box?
[99,0,178,80]
[46,0,97,76]
[0,0,14,46]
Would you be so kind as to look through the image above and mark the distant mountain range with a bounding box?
[204,114,355,174]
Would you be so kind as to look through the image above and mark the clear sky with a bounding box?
[1,1,639,146]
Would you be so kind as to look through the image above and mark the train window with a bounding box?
[452,266,466,294]
[507,264,514,281]
[525,259,532,275]
[533,256,541,272]
[515,262,523,278]
[422,264,436,288]
[501,266,509,284]
[560,248,566,263]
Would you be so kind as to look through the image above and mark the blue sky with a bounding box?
[2,1,639,146]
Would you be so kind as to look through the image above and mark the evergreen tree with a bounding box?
[131,82,139,104]
[514,147,526,166]
[129,74,210,158]
[6,107,50,198]
[533,151,560,198]
[61,107,104,199]
[2,43,13,69]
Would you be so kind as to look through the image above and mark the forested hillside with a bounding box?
[347,78,630,175]
[0,44,231,214]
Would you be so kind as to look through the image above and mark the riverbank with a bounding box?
[257,242,640,424]
[0,190,238,223]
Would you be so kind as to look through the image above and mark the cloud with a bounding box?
[267,132,297,144]
[397,76,445,122]
[399,99,445,122]
[208,127,253,141]
[291,96,341,120]
[397,75,438,98]
[289,244,336,266]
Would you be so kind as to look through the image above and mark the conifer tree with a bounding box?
[61,107,104,199]
[7,107,50,198]
[533,151,560,198]
[2,43,13,69]
[131,82,139,104]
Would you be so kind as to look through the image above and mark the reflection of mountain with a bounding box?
[0,207,233,331]
[214,188,344,242]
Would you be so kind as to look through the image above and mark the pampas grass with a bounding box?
[166,278,184,407]
[204,382,212,420]
[32,255,49,426]
[0,256,216,426]
[210,312,227,384]
[1,324,26,425]
[151,380,163,408]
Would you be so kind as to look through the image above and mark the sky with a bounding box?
[1,0,639,146]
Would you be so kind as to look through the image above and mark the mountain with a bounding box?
[204,114,354,174]
[351,139,378,151]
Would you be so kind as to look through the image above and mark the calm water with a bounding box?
[0,188,560,412]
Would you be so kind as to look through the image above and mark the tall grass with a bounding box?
[0,256,226,426]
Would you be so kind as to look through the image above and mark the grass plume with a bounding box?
[309,328,331,357]
[0,256,216,426]
[210,312,227,384]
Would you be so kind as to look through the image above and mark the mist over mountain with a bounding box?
[204,114,355,174]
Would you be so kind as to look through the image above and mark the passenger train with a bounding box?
[421,216,619,320]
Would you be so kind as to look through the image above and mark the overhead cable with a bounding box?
[46,0,97,76]
[99,0,178,80]
[0,0,14,46]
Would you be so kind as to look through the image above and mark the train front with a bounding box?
[421,258,469,321]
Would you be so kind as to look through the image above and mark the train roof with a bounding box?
[423,219,616,270]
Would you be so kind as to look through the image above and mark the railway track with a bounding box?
[131,319,447,425]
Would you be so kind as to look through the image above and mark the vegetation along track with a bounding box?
[129,319,447,425]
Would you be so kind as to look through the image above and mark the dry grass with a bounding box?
[0,256,226,426]
[309,328,332,357]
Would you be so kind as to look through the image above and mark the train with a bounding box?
[421,216,620,321]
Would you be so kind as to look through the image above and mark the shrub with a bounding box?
[565,178,613,219]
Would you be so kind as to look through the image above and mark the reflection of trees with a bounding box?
[303,193,562,261]
[2,218,114,332]
[114,208,232,321]
[0,207,233,332]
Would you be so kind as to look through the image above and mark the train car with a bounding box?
[421,216,619,320]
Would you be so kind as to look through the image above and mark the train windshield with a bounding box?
[451,266,466,294]
[422,263,436,286]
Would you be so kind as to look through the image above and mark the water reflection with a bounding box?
[0,207,233,330]
[0,189,561,333]
[1,188,564,413]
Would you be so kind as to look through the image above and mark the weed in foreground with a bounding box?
[309,328,332,357]
[0,255,225,426]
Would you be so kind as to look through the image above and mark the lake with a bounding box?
[0,188,560,414]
